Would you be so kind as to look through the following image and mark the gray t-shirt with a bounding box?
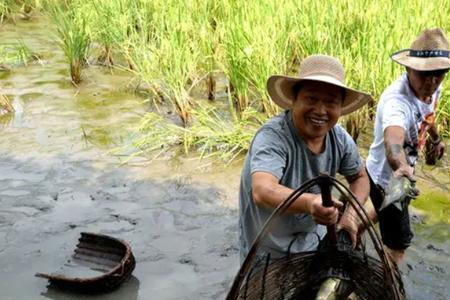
[238,110,362,262]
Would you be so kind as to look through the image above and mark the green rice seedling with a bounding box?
[17,0,39,19]
[187,105,265,162]
[128,1,199,126]
[190,0,225,101]
[220,1,301,117]
[0,0,40,21]
[220,5,251,116]
[14,40,37,65]
[123,3,168,106]
[247,2,299,116]
[65,0,449,159]
[129,112,187,160]
[435,89,450,137]
[90,0,133,66]
[0,41,38,67]
[118,0,158,71]
[47,0,91,85]
[0,0,13,22]
[131,104,264,163]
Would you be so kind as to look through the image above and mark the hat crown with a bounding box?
[298,54,345,84]
[410,28,449,51]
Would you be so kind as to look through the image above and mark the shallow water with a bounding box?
[1,16,449,300]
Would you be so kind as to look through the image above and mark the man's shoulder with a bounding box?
[256,111,289,136]
[380,75,412,104]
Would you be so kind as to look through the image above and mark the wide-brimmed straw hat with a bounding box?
[267,54,372,115]
[391,28,450,71]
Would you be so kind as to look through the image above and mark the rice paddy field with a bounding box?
[1,0,450,299]
[2,0,450,160]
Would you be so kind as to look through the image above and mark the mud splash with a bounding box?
[0,16,449,300]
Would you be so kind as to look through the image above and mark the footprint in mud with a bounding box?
[94,190,117,201]
[220,245,239,258]
[134,241,166,263]
[110,214,138,226]
[417,259,446,274]
[426,244,445,253]
[178,255,200,273]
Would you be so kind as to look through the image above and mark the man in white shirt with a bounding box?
[366,28,449,264]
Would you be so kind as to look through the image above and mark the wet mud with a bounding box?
[1,16,449,300]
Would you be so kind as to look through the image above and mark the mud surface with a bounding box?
[1,16,450,300]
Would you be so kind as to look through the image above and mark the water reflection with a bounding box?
[41,275,140,300]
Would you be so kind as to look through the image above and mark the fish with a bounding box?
[315,278,357,300]
[315,277,340,300]
[379,176,419,211]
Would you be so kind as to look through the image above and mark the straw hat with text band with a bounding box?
[267,54,372,116]
[391,28,450,71]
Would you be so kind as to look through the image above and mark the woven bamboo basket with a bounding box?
[226,174,406,300]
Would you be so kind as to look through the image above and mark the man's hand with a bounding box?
[434,140,445,160]
[393,164,415,181]
[308,195,343,225]
[337,209,359,248]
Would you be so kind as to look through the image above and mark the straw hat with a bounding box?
[267,55,372,115]
[391,28,450,71]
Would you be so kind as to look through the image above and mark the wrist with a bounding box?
[305,194,318,215]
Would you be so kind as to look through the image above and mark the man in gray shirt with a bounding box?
[239,54,371,262]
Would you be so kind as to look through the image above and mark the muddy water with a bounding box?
[0,17,241,300]
[1,17,450,300]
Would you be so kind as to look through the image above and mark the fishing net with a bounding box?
[226,175,406,300]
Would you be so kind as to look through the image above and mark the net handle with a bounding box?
[317,173,337,244]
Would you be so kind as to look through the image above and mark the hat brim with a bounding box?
[391,49,450,71]
[266,74,372,115]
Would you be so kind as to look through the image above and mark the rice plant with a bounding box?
[220,2,252,116]
[191,1,223,101]
[131,104,264,163]
[47,0,91,85]
[21,0,450,159]
[0,0,13,22]
[0,0,40,21]
[125,0,200,126]
[89,0,133,66]
[0,41,38,67]
[17,0,38,19]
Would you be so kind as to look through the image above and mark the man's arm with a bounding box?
[427,124,446,160]
[428,123,440,141]
[251,172,342,225]
[346,167,369,205]
[384,125,414,179]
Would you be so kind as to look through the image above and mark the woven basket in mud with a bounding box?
[226,175,406,300]
[36,232,136,293]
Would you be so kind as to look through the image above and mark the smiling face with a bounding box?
[407,67,448,103]
[292,80,344,143]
